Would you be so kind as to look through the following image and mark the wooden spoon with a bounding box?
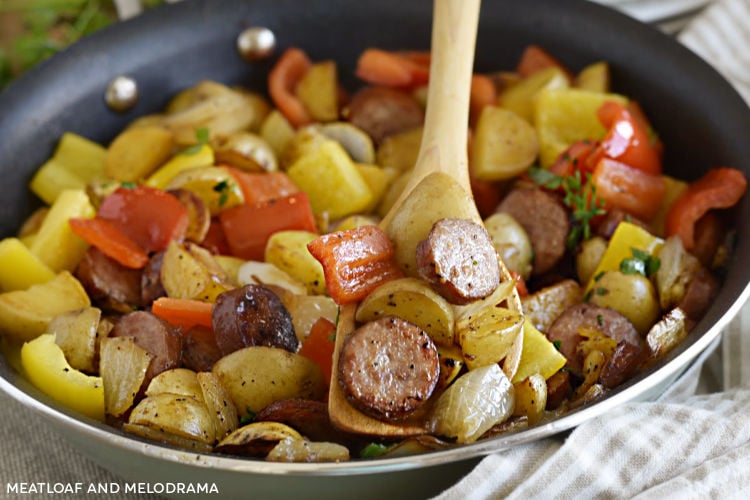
[328,0,497,437]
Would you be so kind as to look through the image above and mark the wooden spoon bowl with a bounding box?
[328,0,522,437]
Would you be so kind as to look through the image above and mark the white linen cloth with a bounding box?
[1,2,749,499]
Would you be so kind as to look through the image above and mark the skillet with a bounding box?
[1,0,749,498]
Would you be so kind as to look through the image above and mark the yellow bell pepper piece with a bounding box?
[29,189,94,272]
[29,133,107,205]
[584,221,663,294]
[21,333,105,421]
[144,144,215,189]
[534,87,628,168]
[164,166,244,215]
[512,319,567,383]
[287,140,372,219]
[0,271,91,343]
[0,238,56,292]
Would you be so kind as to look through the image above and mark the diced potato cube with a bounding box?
[212,346,326,413]
[355,163,398,213]
[106,126,175,182]
[376,126,423,171]
[287,140,373,219]
[471,106,539,181]
[264,231,326,295]
[30,132,106,204]
[0,238,56,292]
[0,271,91,343]
[512,373,547,425]
[575,61,610,93]
[161,241,234,302]
[534,87,628,168]
[260,110,296,159]
[498,66,569,123]
[296,60,339,122]
[29,189,94,272]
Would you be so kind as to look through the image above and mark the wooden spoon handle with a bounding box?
[415,0,480,187]
[380,0,481,229]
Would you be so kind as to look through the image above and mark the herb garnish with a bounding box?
[239,409,256,426]
[213,179,230,207]
[360,442,389,458]
[620,247,660,277]
[527,166,606,249]
[183,126,210,155]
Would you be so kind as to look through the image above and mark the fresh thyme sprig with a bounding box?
[527,166,607,249]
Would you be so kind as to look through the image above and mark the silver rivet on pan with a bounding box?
[105,76,138,112]
[237,26,276,61]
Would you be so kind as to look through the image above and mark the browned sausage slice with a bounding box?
[182,325,223,372]
[212,284,298,355]
[547,303,641,373]
[678,266,720,321]
[140,251,167,306]
[416,218,500,305]
[345,86,424,144]
[110,310,182,388]
[256,399,365,451]
[599,341,648,389]
[496,187,570,275]
[75,247,143,313]
[338,316,439,421]
[595,207,650,239]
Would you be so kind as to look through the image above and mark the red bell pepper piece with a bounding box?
[298,317,336,387]
[68,217,149,269]
[591,101,662,176]
[219,191,317,261]
[591,157,666,221]
[97,186,189,253]
[268,47,313,127]
[151,297,214,331]
[228,169,299,205]
[306,224,403,304]
[665,167,747,250]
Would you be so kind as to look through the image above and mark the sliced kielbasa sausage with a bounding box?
[75,247,143,314]
[678,266,720,321]
[181,325,223,372]
[110,310,182,387]
[256,399,365,451]
[338,316,439,421]
[546,303,641,373]
[595,207,650,240]
[345,86,424,144]
[416,218,501,305]
[212,284,298,356]
[599,341,648,389]
[140,251,166,306]
[496,187,570,275]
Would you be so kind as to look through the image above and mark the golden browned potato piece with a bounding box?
[105,126,175,182]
